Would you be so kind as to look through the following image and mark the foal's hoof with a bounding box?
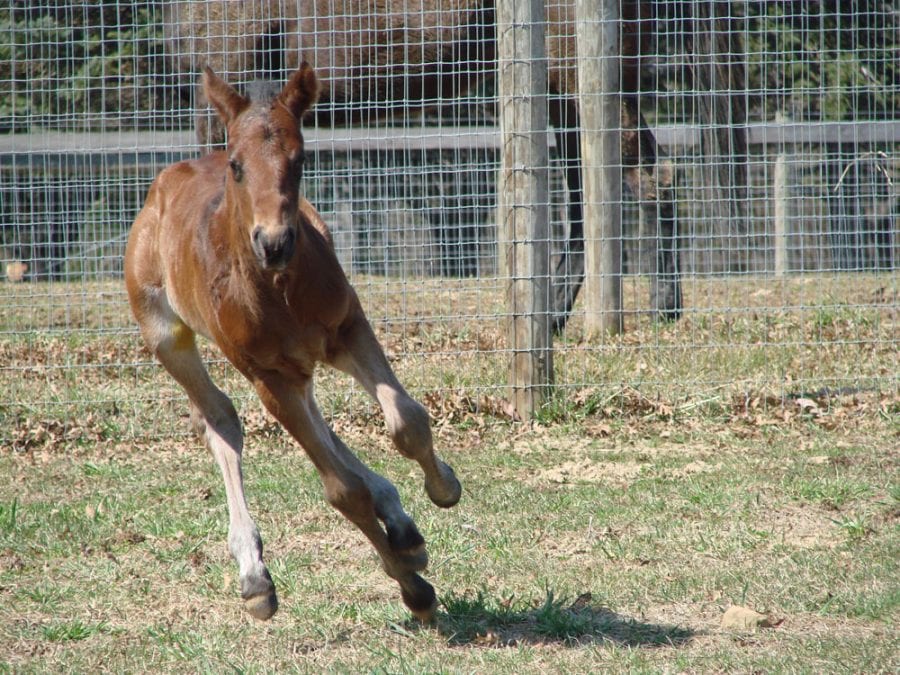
[655,304,682,323]
[425,463,462,509]
[401,575,438,623]
[241,572,279,621]
[651,283,683,322]
[244,591,279,621]
[387,521,428,571]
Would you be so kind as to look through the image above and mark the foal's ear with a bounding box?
[202,67,250,127]
[278,62,320,121]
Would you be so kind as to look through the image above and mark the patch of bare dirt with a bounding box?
[514,436,721,488]
[533,458,644,486]
[764,504,844,550]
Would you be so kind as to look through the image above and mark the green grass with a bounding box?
[1,411,896,672]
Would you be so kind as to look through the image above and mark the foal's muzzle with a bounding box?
[252,225,296,270]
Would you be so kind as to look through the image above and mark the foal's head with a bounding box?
[202,64,320,271]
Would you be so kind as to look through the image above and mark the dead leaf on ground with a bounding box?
[721,605,782,631]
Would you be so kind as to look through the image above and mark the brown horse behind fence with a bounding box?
[125,64,461,622]
[165,0,746,330]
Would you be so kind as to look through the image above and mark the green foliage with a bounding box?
[744,1,900,120]
[2,2,897,129]
[438,589,658,646]
[786,476,874,509]
[0,497,17,533]
[0,1,180,131]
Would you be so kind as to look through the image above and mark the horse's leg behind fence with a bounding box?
[621,95,682,321]
[548,95,682,329]
[548,96,585,333]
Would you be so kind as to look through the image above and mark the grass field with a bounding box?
[0,273,897,672]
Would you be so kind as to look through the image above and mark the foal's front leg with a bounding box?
[329,314,462,508]
[149,329,278,620]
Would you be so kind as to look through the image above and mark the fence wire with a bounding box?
[1,1,897,446]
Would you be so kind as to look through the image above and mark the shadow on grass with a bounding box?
[428,589,695,648]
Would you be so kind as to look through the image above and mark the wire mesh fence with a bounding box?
[1,1,897,446]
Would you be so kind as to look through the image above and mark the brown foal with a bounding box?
[124,64,461,622]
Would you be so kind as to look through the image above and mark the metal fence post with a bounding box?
[497,0,553,418]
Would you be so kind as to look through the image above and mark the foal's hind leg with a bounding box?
[329,313,461,509]
[135,304,277,619]
[253,373,439,621]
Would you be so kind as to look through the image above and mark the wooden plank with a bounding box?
[4,121,899,161]
[577,0,622,337]
[0,127,507,158]
[747,121,900,146]
[496,0,553,419]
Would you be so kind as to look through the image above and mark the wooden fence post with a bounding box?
[774,152,788,276]
[497,0,553,418]
[576,0,623,336]
[773,112,789,276]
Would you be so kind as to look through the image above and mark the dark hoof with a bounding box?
[657,307,682,322]
[244,592,278,621]
[552,314,570,335]
[241,570,278,621]
[550,248,585,335]
[401,575,438,623]
[387,521,428,571]
[426,464,462,509]
[651,281,683,322]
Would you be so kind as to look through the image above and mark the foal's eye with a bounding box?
[229,159,244,182]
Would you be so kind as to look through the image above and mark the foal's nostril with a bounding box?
[251,226,272,263]
[251,225,296,268]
